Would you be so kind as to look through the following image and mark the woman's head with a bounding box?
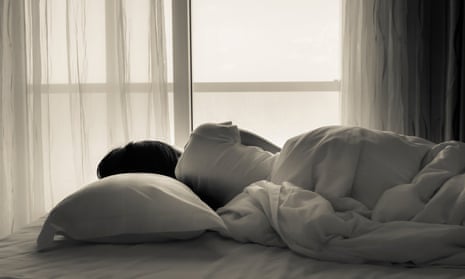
[97,140,181,179]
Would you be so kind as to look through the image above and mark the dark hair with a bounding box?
[97,140,182,179]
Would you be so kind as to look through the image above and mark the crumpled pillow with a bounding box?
[37,173,226,251]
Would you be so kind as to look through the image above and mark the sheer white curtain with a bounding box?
[0,0,170,238]
[341,0,408,134]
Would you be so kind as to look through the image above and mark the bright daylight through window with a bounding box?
[190,0,341,146]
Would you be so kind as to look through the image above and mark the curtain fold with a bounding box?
[1,0,44,238]
[342,0,465,143]
[0,0,170,238]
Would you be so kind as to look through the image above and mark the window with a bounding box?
[188,0,341,146]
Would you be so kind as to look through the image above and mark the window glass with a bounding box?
[191,0,340,82]
[193,91,340,146]
[191,0,341,145]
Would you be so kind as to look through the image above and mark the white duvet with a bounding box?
[218,126,465,265]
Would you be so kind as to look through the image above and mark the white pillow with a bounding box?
[37,173,226,251]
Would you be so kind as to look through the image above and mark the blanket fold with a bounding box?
[217,126,465,265]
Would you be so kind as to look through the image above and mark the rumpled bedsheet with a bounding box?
[217,126,465,265]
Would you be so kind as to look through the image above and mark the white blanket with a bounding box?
[218,126,465,265]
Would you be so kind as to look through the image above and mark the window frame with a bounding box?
[172,0,193,147]
[41,0,341,147]
[172,0,341,147]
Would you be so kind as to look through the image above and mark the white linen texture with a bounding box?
[218,126,465,266]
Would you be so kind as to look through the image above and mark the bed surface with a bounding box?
[1,218,465,279]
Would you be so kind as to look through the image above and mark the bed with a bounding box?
[3,124,465,278]
[2,218,465,278]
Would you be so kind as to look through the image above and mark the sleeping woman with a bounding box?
[97,121,454,214]
[95,123,465,266]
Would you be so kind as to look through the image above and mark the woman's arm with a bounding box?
[217,121,281,153]
[239,129,281,154]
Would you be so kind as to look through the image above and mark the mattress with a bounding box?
[1,218,465,279]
